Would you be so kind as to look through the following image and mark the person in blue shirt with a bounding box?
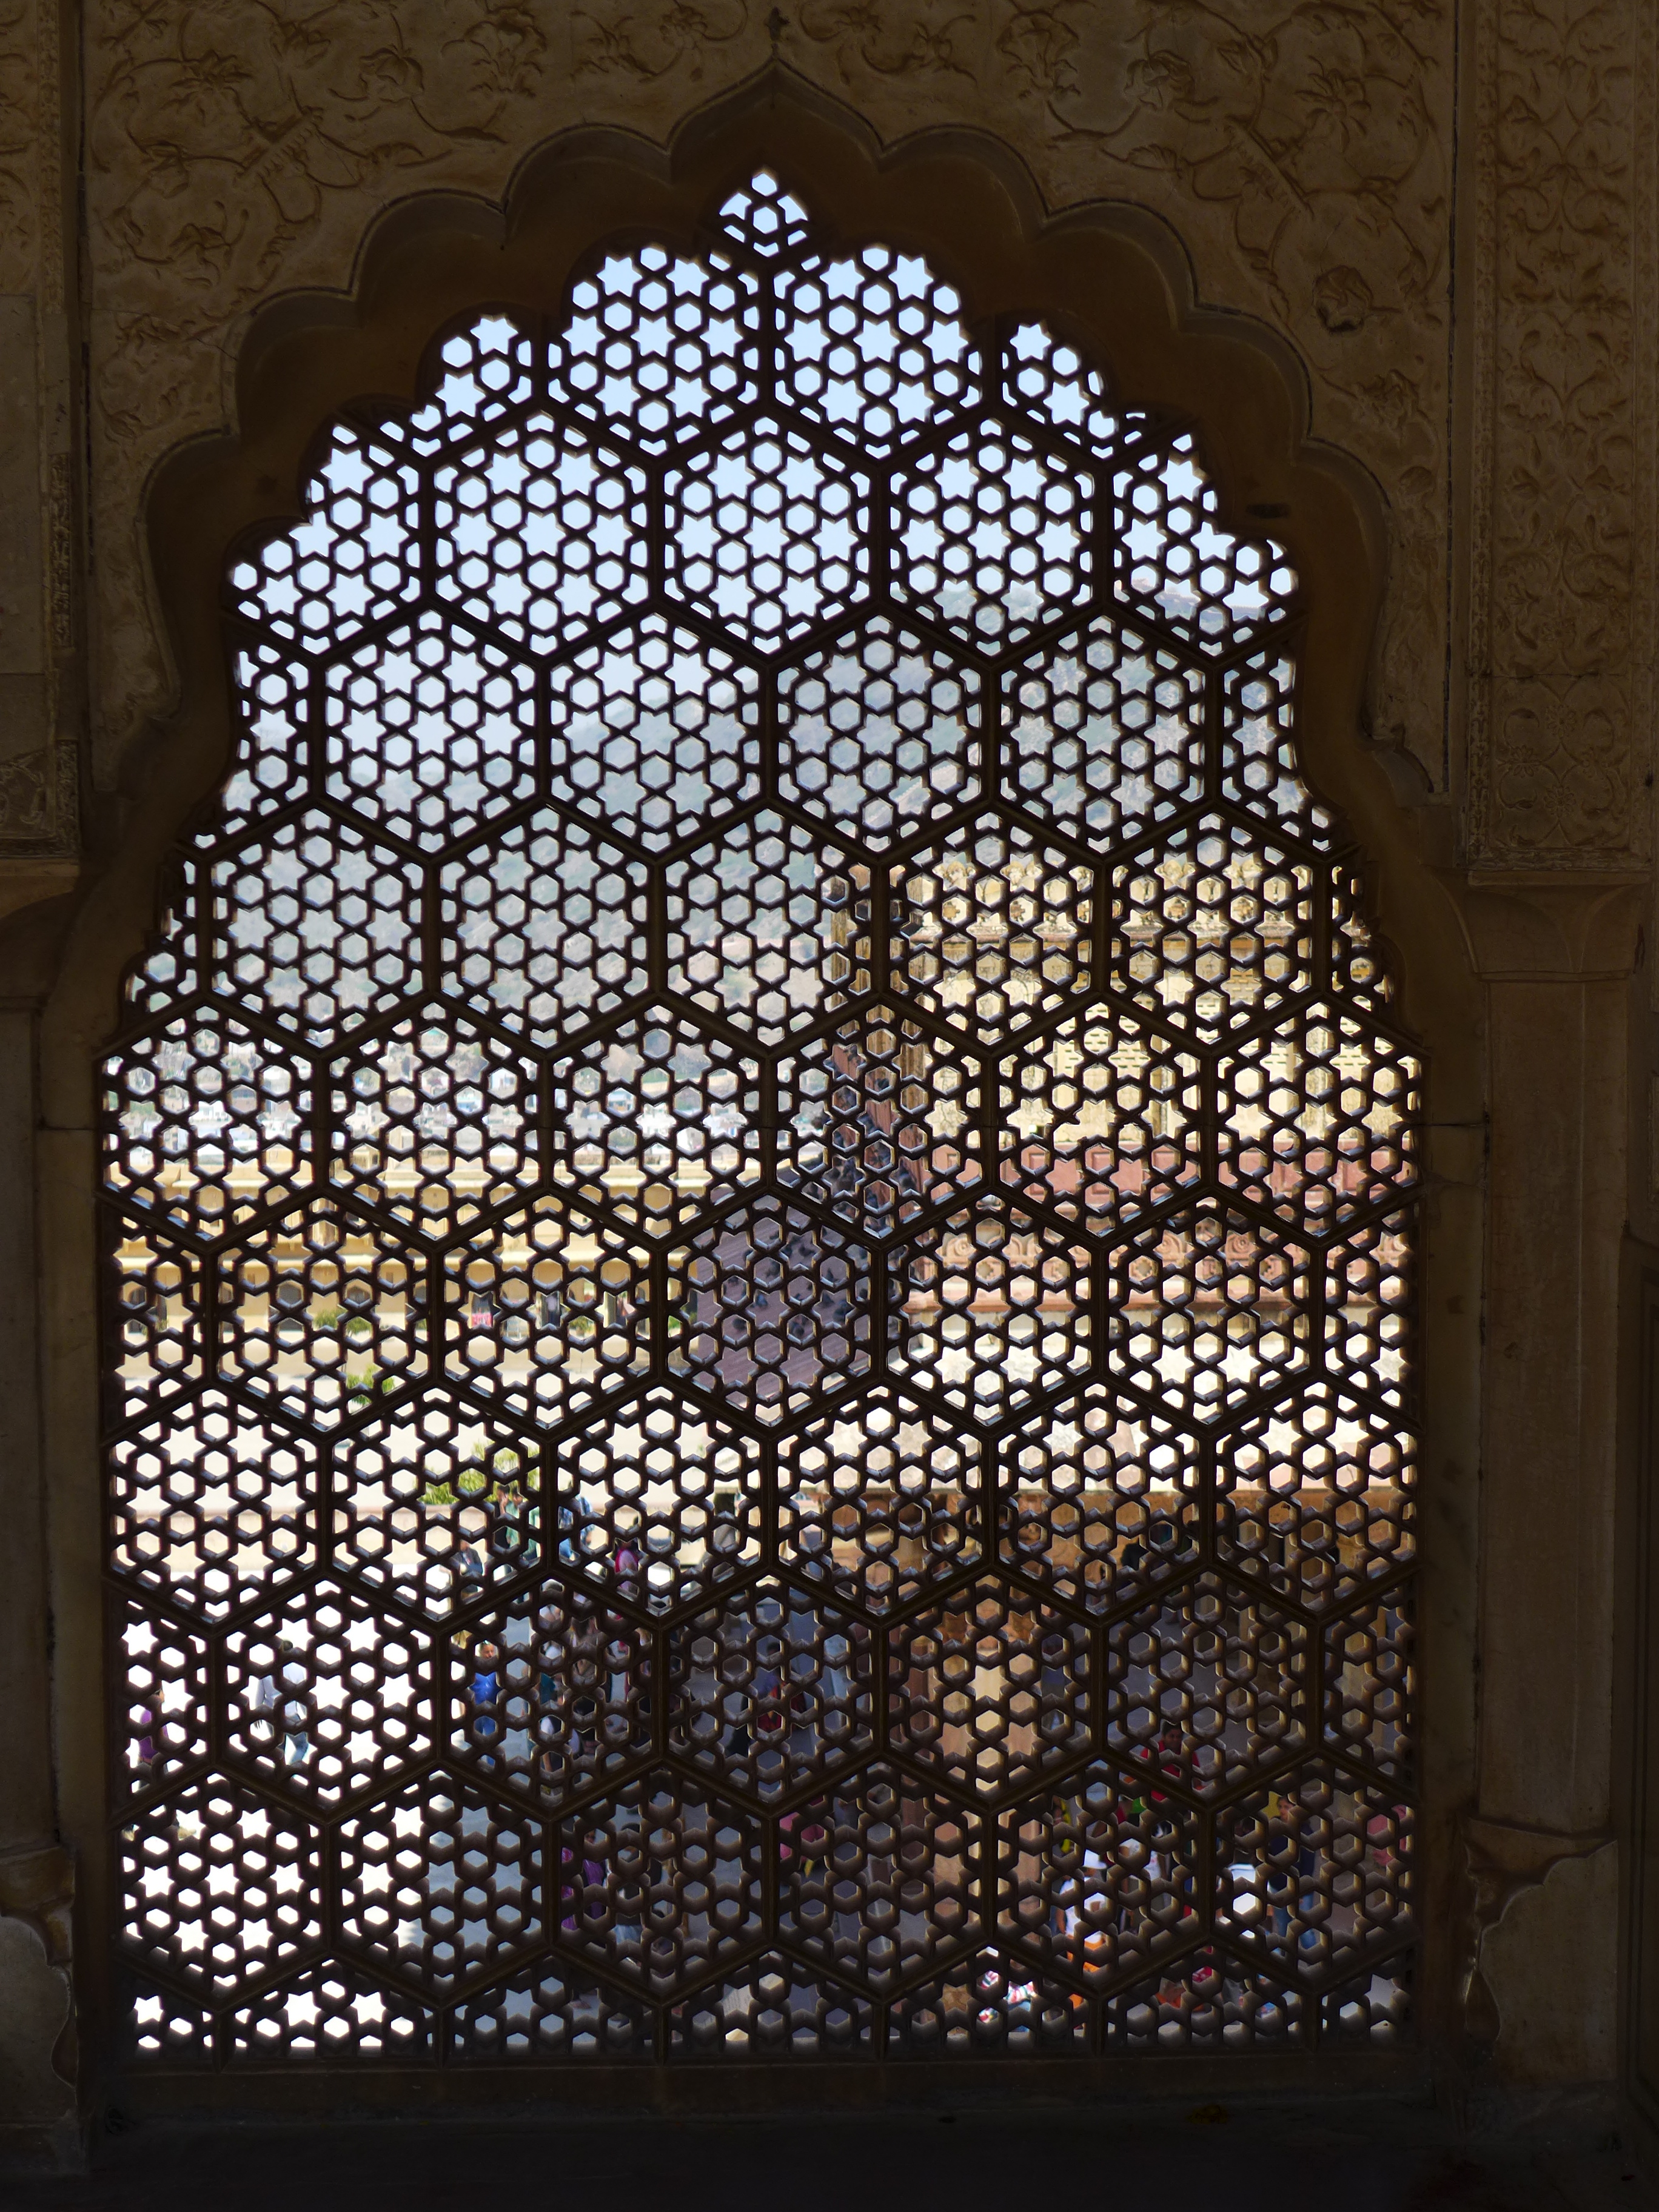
[469,1639,501,1767]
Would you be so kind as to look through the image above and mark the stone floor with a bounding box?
[4,2100,1658,2212]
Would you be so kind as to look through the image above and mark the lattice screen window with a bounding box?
[104,169,1417,2070]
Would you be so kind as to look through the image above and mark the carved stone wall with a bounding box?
[0,0,76,866]
[83,0,1456,802]
[1,0,1657,2134]
[65,0,1659,873]
[0,0,41,292]
[1467,0,1655,867]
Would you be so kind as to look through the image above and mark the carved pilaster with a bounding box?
[0,1847,73,1978]
[0,1845,77,2131]
[0,0,78,866]
[0,0,39,293]
[1441,864,1643,2073]
[1467,0,1656,870]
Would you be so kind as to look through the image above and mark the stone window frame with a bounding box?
[31,86,1482,2106]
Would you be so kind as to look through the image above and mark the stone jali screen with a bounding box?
[102,171,1417,2070]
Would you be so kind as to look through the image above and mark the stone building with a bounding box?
[0,0,1655,2171]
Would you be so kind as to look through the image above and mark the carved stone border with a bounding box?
[0,741,79,859]
[1466,0,1656,871]
[79,8,1457,809]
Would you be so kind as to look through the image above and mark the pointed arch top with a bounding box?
[47,75,1452,1087]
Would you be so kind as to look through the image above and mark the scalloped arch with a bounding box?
[42,70,1444,1106]
[39,75,1487,2094]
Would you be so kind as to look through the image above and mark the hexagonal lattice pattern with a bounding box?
[441,1199,650,1424]
[892,816,1094,1039]
[996,1006,1202,1239]
[776,1005,985,1239]
[1323,1957,1411,2049]
[559,1770,763,1996]
[224,1579,432,1808]
[104,1008,313,1239]
[1327,862,1395,1013]
[778,1765,982,1988]
[407,315,535,441]
[668,1579,874,1803]
[1325,1597,1413,1782]
[777,1387,983,1614]
[888,1578,1091,1798]
[1113,434,1296,649]
[550,1386,764,1615]
[1220,651,1335,846]
[218,1199,425,1429]
[221,640,310,836]
[551,244,760,452]
[548,618,761,850]
[209,811,423,1045]
[887,1200,1093,1426]
[778,618,979,848]
[321,614,535,851]
[670,1953,871,2060]
[1105,1206,1313,1425]
[997,1768,1201,1987]
[339,1780,545,1996]
[1104,1573,1309,1800]
[1110,814,1316,1042]
[123,879,197,1021]
[106,1223,205,1422]
[1217,1005,1419,1234]
[1005,619,1204,845]
[669,1198,873,1422]
[118,1779,322,1996]
[440,809,650,1047]
[548,1008,762,1240]
[449,1585,653,1807]
[1000,1389,1200,1614]
[894,421,1093,645]
[716,168,810,256]
[432,414,649,654]
[108,167,1417,2073]
[329,1007,538,1242]
[229,1962,432,2063]
[230,423,419,647]
[1101,1949,1302,2052]
[1002,321,1121,451]
[334,1395,542,1618]
[115,1602,210,1801]
[1217,1385,1415,1613]
[1215,1763,1412,1984]
[665,417,869,646]
[1324,1213,1412,1412]
[109,1391,318,1618]
[666,810,872,1045]
[779,246,974,449]
[888,1952,1090,2056]
[122,1988,215,2072]
[450,1960,654,2061]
